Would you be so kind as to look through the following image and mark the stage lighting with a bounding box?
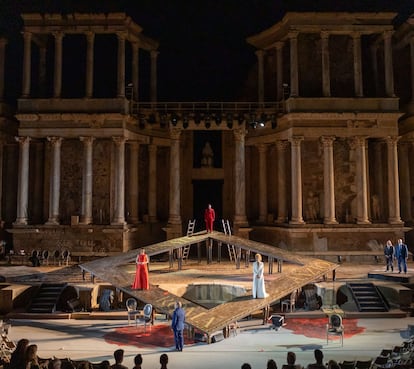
[194,113,201,124]
[205,115,211,129]
[214,114,222,125]
[183,115,189,129]
[160,114,168,129]
[226,113,233,129]
[170,113,179,126]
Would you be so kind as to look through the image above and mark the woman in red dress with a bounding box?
[132,248,149,290]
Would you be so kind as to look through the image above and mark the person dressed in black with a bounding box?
[171,301,185,351]
[384,240,394,272]
[307,349,327,369]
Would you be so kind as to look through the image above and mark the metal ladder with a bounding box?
[222,219,236,262]
[183,219,196,261]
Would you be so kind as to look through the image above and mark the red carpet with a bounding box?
[104,319,364,348]
[104,324,195,348]
[284,318,365,340]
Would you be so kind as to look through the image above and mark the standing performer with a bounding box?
[204,203,215,233]
[131,248,149,290]
[395,238,409,274]
[171,301,185,351]
[252,253,268,298]
[384,240,394,272]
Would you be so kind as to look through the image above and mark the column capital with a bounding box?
[47,136,63,147]
[320,31,330,40]
[169,128,181,140]
[85,31,95,42]
[289,135,304,146]
[52,32,64,41]
[80,136,95,145]
[383,30,394,40]
[15,136,31,145]
[112,136,126,145]
[349,136,367,149]
[150,50,159,59]
[233,128,247,142]
[385,135,400,145]
[22,31,32,40]
[116,32,126,40]
[257,143,267,153]
[320,135,336,147]
[288,31,299,40]
[255,49,264,58]
[274,41,284,50]
[350,31,361,40]
[276,140,289,151]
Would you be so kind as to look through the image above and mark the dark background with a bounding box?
[1,0,413,101]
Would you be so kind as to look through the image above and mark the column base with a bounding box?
[388,217,403,225]
[45,218,60,225]
[324,218,338,225]
[356,219,371,225]
[111,219,126,226]
[289,218,305,225]
[13,218,28,226]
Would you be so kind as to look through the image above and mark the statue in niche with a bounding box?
[201,141,214,168]
[371,194,381,220]
[305,191,319,222]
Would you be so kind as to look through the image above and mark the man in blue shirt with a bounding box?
[395,238,409,274]
[172,301,186,351]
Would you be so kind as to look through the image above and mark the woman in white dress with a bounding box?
[252,253,268,298]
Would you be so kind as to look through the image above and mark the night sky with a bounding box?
[0,0,413,101]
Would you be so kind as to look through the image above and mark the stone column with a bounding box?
[373,141,384,219]
[80,136,94,224]
[234,128,248,227]
[85,32,95,98]
[321,136,337,224]
[257,144,268,223]
[0,140,4,220]
[276,140,289,223]
[321,31,331,97]
[112,137,126,224]
[275,42,284,101]
[398,142,412,221]
[168,129,182,226]
[289,136,304,224]
[128,142,139,223]
[150,50,159,104]
[46,137,62,225]
[256,49,264,104]
[370,44,380,96]
[38,45,47,97]
[0,38,7,101]
[53,32,64,98]
[410,36,414,102]
[148,144,158,222]
[386,136,402,224]
[22,32,32,98]
[289,32,299,97]
[132,42,139,101]
[383,30,395,97]
[352,32,363,97]
[351,137,370,224]
[14,137,30,225]
[117,33,126,98]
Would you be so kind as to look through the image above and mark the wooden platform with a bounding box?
[79,231,338,342]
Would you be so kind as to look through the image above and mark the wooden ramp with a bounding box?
[79,231,338,342]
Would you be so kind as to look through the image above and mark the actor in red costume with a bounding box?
[204,204,215,233]
[132,248,149,290]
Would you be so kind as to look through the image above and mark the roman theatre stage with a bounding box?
[79,231,338,343]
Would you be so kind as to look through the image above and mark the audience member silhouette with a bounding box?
[327,361,340,369]
[132,354,143,369]
[159,354,169,369]
[25,344,49,369]
[9,338,29,369]
[282,351,302,369]
[268,359,278,369]
[241,364,252,369]
[49,359,62,369]
[307,349,327,369]
[110,349,128,369]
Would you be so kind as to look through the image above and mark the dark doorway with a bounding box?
[193,180,223,233]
